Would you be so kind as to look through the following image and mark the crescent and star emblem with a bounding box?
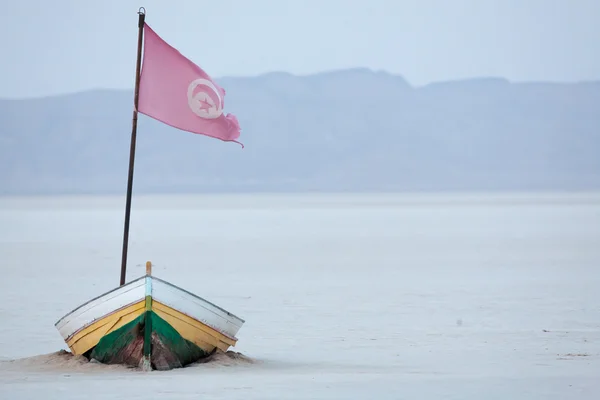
[187,78,223,119]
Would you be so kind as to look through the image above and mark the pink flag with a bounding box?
[137,24,242,146]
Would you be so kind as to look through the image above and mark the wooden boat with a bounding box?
[55,262,244,370]
[54,8,246,371]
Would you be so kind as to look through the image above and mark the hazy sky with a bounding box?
[1,0,598,98]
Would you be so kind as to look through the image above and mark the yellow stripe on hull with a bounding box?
[66,300,146,356]
[153,301,237,353]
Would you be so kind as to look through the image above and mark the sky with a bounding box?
[1,0,598,98]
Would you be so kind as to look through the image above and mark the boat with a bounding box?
[55,262,244,370]
[54,7,245,371]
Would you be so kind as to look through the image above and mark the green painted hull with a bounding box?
[89,311,211,370]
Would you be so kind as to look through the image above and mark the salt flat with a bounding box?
[0,193,599,399]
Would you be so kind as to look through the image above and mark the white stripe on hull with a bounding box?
[55,277,146,341]
[55,275,245,343]
[152,277,244,339]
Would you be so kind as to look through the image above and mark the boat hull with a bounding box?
[55,273,244,370]
[89,310,211,370]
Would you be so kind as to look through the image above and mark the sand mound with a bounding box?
[191,350,257,368]
[0,349,132,374]
[0,349,256,374]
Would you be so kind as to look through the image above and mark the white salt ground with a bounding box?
[0,193,599,399]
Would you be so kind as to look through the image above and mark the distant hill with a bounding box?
[1,68,599,195]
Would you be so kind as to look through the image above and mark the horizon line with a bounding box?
[1,67,599,101]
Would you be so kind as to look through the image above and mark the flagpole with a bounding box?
[120,7,146,286]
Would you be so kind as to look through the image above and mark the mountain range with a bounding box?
[1,68,599,195]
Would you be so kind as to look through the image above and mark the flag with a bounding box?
[137,23,242,146]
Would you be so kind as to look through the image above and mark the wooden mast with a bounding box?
[120,7,146,286]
